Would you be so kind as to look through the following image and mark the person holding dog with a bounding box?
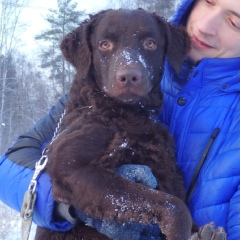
[0,0,239,239]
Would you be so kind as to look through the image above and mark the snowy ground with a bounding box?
[0,202,36,240]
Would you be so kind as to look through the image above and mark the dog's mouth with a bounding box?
[109,87,149,104]
[115,92,143,104]
[102,82,151,104]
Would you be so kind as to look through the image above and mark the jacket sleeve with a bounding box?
[0,94,74,231]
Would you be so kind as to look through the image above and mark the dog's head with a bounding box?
[61,9,190,107]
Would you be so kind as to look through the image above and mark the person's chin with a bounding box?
[188,48,209,62]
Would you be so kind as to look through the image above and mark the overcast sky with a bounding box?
[19,0,111,54]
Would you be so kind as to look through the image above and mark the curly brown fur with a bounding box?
[35,8,192,240]
[35,224,111,240]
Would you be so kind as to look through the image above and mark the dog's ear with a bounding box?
[153,14,190,73]
[60,10,111,79]
[60,19,92,78]
[165,23,191,73]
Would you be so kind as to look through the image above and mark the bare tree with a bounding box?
[0,0,29,153]
[0,51,50,154]
[0,0,28,53]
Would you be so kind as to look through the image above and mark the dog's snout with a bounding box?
[116,68,142,85]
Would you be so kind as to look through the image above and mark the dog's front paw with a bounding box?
[189,222,226,240]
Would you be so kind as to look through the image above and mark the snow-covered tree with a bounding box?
[0,52,50,154]
[109,0,176,19]
[0,0,29,154]
[35,0,86,97]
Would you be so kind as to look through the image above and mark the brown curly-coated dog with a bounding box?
[35,8,192,240]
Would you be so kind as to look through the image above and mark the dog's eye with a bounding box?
[144,39,157,50]
[99,40,112,50]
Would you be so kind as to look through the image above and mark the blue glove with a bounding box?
[76,164,161,240]
[115,164,158,189]
[76,210,161,240]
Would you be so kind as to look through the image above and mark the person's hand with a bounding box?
[115,164,158,189]
[76,164,160,240]
[76,209,161,240]
[189,222,226,240]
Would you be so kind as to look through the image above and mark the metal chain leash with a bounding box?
[20,109,66,240]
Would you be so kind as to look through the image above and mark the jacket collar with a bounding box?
[166,57,240,92]
[195,57,240,92]
[199,57,240,73]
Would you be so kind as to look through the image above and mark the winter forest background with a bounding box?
[0,0,180,239]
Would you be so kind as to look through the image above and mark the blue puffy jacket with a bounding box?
[159,0,240,239]
[161,57,240,239]
[0,0,239,239]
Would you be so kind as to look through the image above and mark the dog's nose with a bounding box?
[116,68,142,85]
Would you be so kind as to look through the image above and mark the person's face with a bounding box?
[186,0,240,62]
